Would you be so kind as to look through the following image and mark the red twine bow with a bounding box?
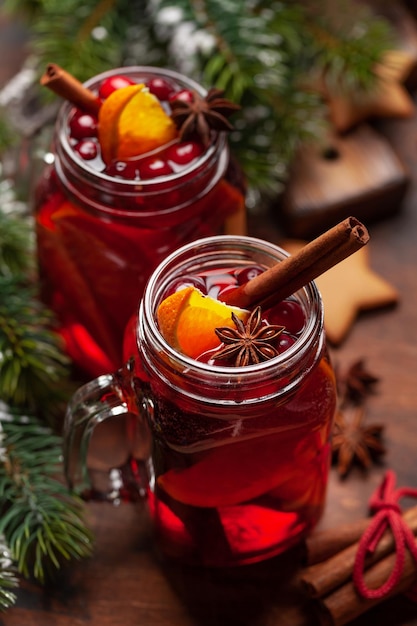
[353,470,417,599]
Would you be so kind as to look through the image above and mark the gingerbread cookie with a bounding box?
[324,50,416,133]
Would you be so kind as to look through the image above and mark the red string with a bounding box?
[353,470,417,599]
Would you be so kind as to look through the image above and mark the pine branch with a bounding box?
[0,204,74,422]
[0,534,18,612]
[0,203,92,593]
[0,115,18,155]
[150,0,393,196]
[302,0,394,92]
[0,409,94,584]
[150,0,322,194]
[5,0,394,199]
[5,0,164,86]
[0,276,73,419]
[0,203,33,277]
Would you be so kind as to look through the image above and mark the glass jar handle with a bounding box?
[63,358,152,503]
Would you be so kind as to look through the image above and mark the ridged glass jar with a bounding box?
[64,235,337,567]
[34,67,246,377]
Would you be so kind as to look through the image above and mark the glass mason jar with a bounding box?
[34,66,246,377]
[64,235,337,567]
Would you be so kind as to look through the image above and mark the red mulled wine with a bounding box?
[35,67,246,377]
[126,237,337,565]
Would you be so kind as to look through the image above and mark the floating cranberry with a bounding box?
[165,141,204,166]
[139,157,173,179]
[169,89,194,104]
[217,283,239,301]
[268,300,305,335]
[235,265,265,285]
[69,112,98,140]
[146,77,175,101]
[165,276,208,297]
[98,75,136,99]
[73,140,98,160]
[67,77,206,178]
[277,333,297,353]
[206,273,237,299]
[105,160,140,180]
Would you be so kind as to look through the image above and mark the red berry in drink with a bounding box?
[268,300,305,335]
[235,265,265,284]
[69,112,98,140]
[165,141,204,166]
[169,89,194,104]
[277,333,297,353]
[74,140,98,160]
[139,157,173,179]
[165,276,208,297]
[206,273,238,299]
[147,77,175,101]
[217,283,239,301]
[105,160,140,180]
[98,75,136,99]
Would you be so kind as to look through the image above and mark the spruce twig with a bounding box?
[3,0,163,84]
[0,195,33,277]
[0,275,73,421]
[0,205,73,423]
[0,410,94,584]
[149,0,394,196]
[3,0,394,201]
[302,0,394,92]
[0,196,93,593]
[0,533,18,612]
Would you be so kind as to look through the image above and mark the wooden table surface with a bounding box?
[1,9,417,626]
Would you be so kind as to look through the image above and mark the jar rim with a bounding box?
[139,235,324,384]
[56,65,226,188]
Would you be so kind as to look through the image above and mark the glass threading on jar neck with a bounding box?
[53,66,229,222]
[137,235,326,408]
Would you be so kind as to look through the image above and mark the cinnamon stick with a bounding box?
[316,549,417,626]
[299,505,417,599]
[41,63,101,116]
[304,517,371,566]
[222,217,369,310]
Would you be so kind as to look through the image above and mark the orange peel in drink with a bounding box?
[157,286,249,359]
[98,84,178,163]
[157,433,296,507]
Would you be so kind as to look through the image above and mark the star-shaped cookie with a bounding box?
[282,240,399,345]
[324,50,416,132]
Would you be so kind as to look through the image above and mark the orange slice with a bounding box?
[98,84,178,163]
[157,287,248,359]
[157,428,329,509]
[157,434,295,508]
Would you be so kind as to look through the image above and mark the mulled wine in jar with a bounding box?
[64,235,337,567]
[34,66,246,377]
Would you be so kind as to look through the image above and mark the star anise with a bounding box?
[213,306,284,367]
[331,407,386,477]
[336,358,379,406]
[170,87,240,146]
